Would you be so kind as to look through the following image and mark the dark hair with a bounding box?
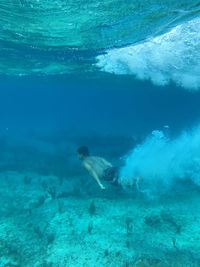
[77,146,90,157]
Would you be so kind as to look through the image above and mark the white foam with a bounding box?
[96,17,200,90]
[119,125,200,196]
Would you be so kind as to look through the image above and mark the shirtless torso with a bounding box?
[83,156,113,189]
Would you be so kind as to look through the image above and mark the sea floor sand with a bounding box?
[0,171,200,267]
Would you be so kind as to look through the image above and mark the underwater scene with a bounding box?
[0,1,200,266]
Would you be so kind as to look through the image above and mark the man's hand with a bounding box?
[100,183,106,190]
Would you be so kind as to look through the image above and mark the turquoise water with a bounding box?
[0,1,200,266]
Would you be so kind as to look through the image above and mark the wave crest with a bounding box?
[97,17,200,90]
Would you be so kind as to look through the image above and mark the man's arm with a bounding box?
[84,162,105,189]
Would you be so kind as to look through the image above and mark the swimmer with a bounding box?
[77,146,119,190]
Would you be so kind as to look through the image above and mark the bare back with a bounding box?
[83,156,112,178]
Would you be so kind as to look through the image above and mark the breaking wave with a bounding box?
[0,0,199,75]
[97,17,200,90]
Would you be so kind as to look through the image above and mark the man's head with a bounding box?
[77,146,90,160]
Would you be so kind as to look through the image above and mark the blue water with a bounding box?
[1,75,200,176]
[0,1,200,266]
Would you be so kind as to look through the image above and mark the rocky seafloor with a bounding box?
[0,171,200,267]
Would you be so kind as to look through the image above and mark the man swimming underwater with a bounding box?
[77,146,118,190]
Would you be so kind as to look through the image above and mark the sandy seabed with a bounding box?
[0,171,200,267]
